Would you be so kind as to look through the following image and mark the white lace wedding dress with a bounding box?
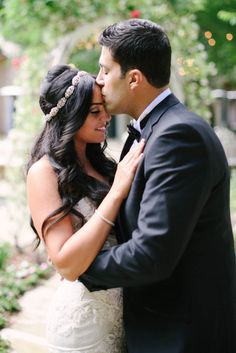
[46,198,125,353]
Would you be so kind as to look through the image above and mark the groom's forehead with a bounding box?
[100,46,114,62]
[99,58,118,72]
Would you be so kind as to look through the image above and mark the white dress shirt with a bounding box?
[131,88,171,148]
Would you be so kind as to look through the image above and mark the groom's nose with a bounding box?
[96,69,104,87]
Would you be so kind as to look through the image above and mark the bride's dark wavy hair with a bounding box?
[27,64,116,247]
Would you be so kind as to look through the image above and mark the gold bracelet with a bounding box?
[95,209,115,227]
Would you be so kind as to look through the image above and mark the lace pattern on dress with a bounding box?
[46,198,125,353]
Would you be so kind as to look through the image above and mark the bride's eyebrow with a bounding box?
[89,103,104,111]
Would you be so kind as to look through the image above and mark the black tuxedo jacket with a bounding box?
[81,94,236,353]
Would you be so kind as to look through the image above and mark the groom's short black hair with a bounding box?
[99,19,171,88]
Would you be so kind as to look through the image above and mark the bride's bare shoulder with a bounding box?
[27,156,56,182]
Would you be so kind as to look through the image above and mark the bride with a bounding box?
[26,64,144,352]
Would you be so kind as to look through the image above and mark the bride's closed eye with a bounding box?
[90,110,101,115]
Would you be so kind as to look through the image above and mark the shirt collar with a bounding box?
[133,88,171,132]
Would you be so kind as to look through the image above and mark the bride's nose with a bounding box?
[101,110,111,123]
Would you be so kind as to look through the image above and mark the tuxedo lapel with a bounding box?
[117,94,180,243]
[119,94,179,161]
[119,134,135,161]
[141,94,179,142]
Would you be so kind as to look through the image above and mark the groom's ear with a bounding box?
[128,69,143,90]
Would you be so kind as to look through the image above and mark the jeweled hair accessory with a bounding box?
[45,70,87,122]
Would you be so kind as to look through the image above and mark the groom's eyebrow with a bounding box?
[99,62,109,70]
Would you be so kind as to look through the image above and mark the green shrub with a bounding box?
[0,316,6,330]
[0,337,10,353]
[0,244,11,271]
[0,246,52,352]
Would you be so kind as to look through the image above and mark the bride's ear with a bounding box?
[128,69,143,90]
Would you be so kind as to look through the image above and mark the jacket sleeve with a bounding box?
[80,123,211,290]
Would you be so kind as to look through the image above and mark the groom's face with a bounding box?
[96,46,131,115]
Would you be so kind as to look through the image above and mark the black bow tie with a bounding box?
[127,124,141,142]
[127,114,150,142]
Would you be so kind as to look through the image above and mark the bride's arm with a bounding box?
[27,140,144,281]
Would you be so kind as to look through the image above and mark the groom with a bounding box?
[81,19,236,352]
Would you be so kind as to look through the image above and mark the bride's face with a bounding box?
[74,84,111,145]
